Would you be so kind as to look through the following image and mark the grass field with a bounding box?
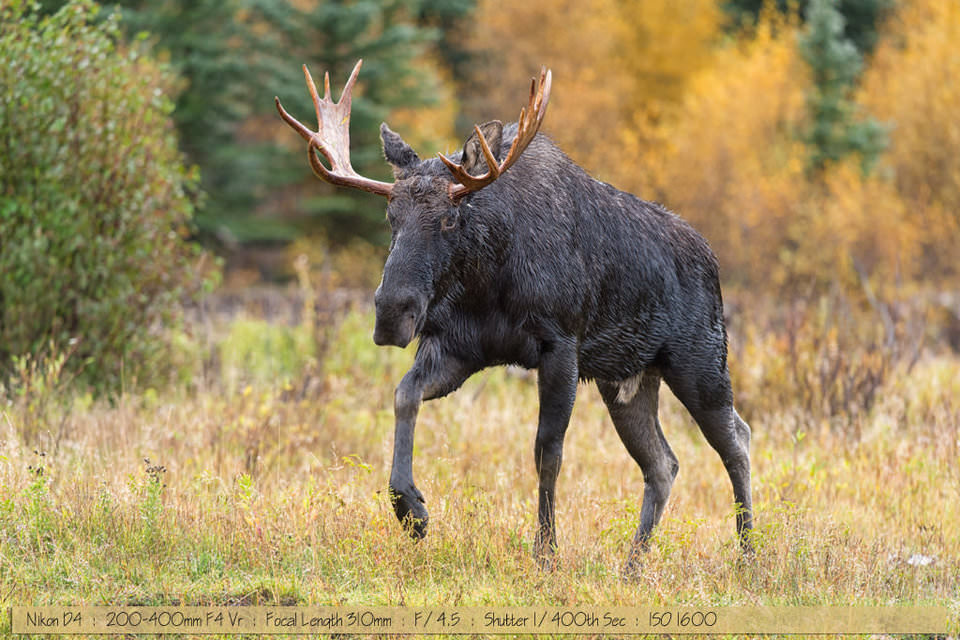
[2,301,958,638]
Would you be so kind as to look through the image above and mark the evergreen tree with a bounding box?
[245,0,452,244]
[117,0,455,245]
[108,0,266,243]
[35,0,462,246]
[798,0,887,173]
[724,0,893,55]
[413,0,476,131]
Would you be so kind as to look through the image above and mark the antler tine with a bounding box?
[516,67,550,141]
[275,95,313,143]
[476,126,502,179]
[303,60,362,134]
[536,66,551,118]
[438,124,503,190]
[303,65,323,133]
[446,66,552,201]
[340,60,362,106]
[307,137,334,182]
[276,59,393,198]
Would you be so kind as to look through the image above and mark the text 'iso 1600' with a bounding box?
[649,610,719,630]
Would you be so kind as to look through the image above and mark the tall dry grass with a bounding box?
[2,284,958,636]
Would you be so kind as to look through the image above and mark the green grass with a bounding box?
[1,308,958,638]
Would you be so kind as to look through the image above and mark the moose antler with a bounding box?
[441,66,552,201]
[275,59,394,198]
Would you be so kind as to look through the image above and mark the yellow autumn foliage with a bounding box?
[859,0,960,282]
[463,0,958,295]
[465,0,722,182]
[636,12,809,287]
[387,53,461,156]
[620,5,934,294]
[795,162,919,292]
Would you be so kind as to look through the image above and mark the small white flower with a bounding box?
[906,553,935,567]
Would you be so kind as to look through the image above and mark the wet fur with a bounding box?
[376,123,753,571]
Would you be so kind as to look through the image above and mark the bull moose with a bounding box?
[276,60,753,571]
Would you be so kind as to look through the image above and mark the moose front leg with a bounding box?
[389,348,473,539]
[533,340,579,566]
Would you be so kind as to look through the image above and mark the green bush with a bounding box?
[0,0,212,392]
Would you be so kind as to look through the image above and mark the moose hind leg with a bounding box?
[597,375,678,573]
[663,368,753,552]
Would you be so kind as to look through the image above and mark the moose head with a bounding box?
[275,60,550,349]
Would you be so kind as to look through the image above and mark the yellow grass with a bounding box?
[1,307,958,638]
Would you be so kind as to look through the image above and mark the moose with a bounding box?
[276,60,753,571]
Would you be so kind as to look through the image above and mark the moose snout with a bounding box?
[373,289,424,348]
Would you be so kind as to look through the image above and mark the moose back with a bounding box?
[276,60,753,572]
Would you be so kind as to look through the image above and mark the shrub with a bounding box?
[0,0,212,392]
[729,292,925,437]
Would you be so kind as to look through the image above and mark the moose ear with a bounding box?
[380,123,420,169]
[460,120,503,177]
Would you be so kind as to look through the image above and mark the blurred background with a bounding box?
[2,0,959,404]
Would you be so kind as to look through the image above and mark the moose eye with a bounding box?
[440,215,457,232]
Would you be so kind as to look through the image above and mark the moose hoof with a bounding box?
[737,540,757,565]
[535,550,558,572]
[390,486,428,539]
[533,534,558,571]
[620,557,644,583]
[620,541,650,581]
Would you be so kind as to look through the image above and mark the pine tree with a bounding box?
[244,0,454,244]
[115,0,456,245]
[36,0,460,246]
[798,0,887,173]
[723,0,893,54]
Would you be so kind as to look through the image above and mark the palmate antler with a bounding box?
[276,60,552,201]
[275,60,394,197]
[440,67,552,201]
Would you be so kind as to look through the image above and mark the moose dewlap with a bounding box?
[276,60,753,574]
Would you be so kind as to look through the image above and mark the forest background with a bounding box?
[5,0,960,374]
[1,0,958,626]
